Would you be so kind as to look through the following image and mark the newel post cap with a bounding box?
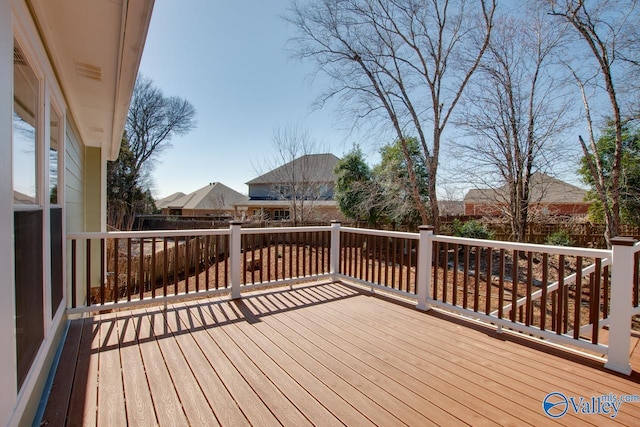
[610,236,637,246]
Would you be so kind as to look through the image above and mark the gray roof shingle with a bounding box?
[246,153,340,185]
[165,183,247,210]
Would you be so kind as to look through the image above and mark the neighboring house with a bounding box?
[439,200,464,216]
[156,191,186,211]
[236,153,344,221]
[463,173,590,217]
[159,182,248,218]
[1,1,154,425]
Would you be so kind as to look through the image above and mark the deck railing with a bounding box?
[67,221,638,374]
[426,234,611,352]
[337,227,419,299]
[67,223,332,312]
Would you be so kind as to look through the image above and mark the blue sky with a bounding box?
[139,0,359,199]
[139,1,588,201]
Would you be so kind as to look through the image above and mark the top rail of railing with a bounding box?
[341,226,419,240]
[240,226,331,235]
[430,234,611,258]
[67,228,232,240]
[67,225,333,241]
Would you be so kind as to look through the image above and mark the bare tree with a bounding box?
[546,0,640,245]
[126,74,196,184]
[456,10,571,241]
[286,0,496,231]
[107,74,196,229]
[252,124,336,225]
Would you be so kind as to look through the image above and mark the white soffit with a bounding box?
[28,0,154,160]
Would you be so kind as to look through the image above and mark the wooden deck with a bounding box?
[41,282,640,426]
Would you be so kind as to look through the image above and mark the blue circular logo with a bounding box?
[543,392,569,418]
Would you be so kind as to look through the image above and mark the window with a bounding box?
[13,40,39,205]
[13,38,44,390]
[273,209,290,221]
[50,106,63,316]
[49,107,61,204]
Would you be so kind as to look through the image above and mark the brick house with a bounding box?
[463,173,590,217]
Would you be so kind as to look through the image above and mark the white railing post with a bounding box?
[416,226,434,311]
[605,237,635,375]
[330,221,341,279]
[229,221,242,299]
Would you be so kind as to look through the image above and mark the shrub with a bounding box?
[452,219,494,240]
[546,229,574,247]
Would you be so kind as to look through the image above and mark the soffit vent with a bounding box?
[75,61,102,82]
[14,46,28,67]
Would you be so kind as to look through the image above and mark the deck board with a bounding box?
[172,304,282,427]
[308,287,582,426]
[188,304,313,427]
[66,317,99,426]
[42,282,640,426]
[145,308,219,426]
[96,313,127,426]
[220,301,377,427]
[116,312,158,427]
[201,300,344,427]
[160,306,250,427]
[40,319,82,426]
[252,289,476,426]
[136,308,189,426]
[282,296,528,426]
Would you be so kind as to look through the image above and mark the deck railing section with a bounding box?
[67,225,332,313]
[68,229,232,311]
[338,227,419,299]
[238,226,331,287]
[66,222,636,374]
[425,235,611,354]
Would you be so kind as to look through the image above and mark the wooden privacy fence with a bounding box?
[67,221,639,374]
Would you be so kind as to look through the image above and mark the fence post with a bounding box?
[330,221,341,280]
[605,237,636,375]
[416,226,434,311]
[229,221,242,299]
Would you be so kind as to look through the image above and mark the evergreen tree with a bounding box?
[579,123,640,226]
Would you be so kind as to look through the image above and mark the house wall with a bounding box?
[65,121,90,309]
[247,204,344,222]
[65,123,84,234]
[249,184,277,200]
[249,183,335,201]
[181,208,237,217]
[0,1,16,425]
[1,1,88,425]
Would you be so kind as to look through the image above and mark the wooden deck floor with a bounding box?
[41,282,640,426]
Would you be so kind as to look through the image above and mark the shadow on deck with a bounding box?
[40,281,640,426]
